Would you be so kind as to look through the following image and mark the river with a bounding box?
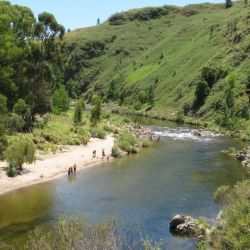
[0,118,248,249]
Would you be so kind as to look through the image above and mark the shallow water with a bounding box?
[0,120,248,249]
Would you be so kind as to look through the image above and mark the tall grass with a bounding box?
[25,217,162,250]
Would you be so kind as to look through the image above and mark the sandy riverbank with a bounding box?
[0,136,114,196]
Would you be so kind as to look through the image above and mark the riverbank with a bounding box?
[0,136,114,196]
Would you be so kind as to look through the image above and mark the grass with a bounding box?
[64,2,250,139]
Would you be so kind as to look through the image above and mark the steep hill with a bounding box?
[64,2,250,138]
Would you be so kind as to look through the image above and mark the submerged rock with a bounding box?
[192,129,221,138]
[236,146,250,168]
[169,215,205,236]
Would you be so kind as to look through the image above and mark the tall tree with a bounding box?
[225,0,233,8]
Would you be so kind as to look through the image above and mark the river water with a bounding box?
[0,118,248,249]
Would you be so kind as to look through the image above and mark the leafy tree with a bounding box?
[225,0,233,8]
[91,96,102,125]
[74,100,83,125]
[52,85,70,114]
[13,99,32,130]
[0,1,66,121]
[193,80,210,111]
[0,94,8,114]
[4,137,35,171]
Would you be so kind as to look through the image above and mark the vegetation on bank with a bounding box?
[24,217,161,250]
[198,180,250,250]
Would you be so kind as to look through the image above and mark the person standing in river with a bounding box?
[73,164,77,174]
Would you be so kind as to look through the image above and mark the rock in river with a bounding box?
[236,146,250,168]
[169,214,204,236]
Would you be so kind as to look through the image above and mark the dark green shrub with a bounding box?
[5,113,25,132]
[111,146,121,158]
[193,80,210,111]
[74,100,83,125]
[201,66,227,88]
[6,161,18,177]
[13,99,32,130]
[0,94,8,114]
[91,97,102,125]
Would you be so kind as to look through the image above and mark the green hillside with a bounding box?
[64,2,250,138]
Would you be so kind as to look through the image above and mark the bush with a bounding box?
[77,128,90,144]
[74,100,83,125]
[111,146,121,158]
[201,66,227,89]
[193,80,210,111]
[25,217,162,250]
[6,161,18,177]
[234,96,249,120]
[5,113,25,132]
[0,94,8,114]
[117,132,137,152]
[4,137,35,171]
[52,85,70,114]
[91,126,107,139]
[91,97,102,125]
[13,99,32,130]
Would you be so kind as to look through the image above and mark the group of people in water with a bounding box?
[67,149,110,176]
[68,164,77,176]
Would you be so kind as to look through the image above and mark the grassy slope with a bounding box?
[64,2,250,137]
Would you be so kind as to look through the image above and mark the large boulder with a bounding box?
[169,215,204,236]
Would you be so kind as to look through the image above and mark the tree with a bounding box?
[0,94,8,114]
[74,100,83,125]
[13,99,32,130]
[225,0,233,8]
[97,18,101,25]
[52,85,70,114]
[4,137,35,171]
[0,1,66,121]
[91,97,102,125]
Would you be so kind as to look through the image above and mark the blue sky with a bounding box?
[10,0,223,30]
